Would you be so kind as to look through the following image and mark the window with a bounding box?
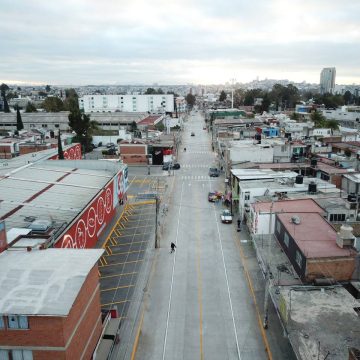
[54,124,59,128]
[7,315,28,329]
[284,232,289,247]
[0,350,33,360]
[0,316,4,328]
[295,250,302,267]
[244,192,250,201]
[276,220,280,234]
[329,213,346,222]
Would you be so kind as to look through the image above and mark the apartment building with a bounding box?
[79,94,174,113]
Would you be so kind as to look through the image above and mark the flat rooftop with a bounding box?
[0,248,103,316]
[277,212,355,258]
[278,286,360,360]
[253,198,325,214]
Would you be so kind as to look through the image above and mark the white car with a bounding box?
[221,210,233,224]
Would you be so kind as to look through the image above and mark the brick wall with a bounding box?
[0,265,102,360]
[306,257,356,282]
[121,154,147,164]
[119,144,146,155]
[19,144,49,155]
[62,265,102,360]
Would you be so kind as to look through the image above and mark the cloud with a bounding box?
[0,0,359,84]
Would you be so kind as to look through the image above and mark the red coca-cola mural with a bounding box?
[49,143,82,160]
[56,168,127,249]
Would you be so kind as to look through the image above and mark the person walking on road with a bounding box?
[170,242,177,253]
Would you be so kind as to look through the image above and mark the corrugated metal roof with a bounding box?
[0,161,117,233]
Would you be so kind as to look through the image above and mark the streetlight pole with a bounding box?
[263,200,274,329]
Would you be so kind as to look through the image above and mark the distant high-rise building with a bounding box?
[320,67,336,94]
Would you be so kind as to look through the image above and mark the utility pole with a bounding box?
[155,196,160,248]
[263,200,274,329]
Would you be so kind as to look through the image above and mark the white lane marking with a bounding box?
[213,206,242,359]
[162,182,185,360]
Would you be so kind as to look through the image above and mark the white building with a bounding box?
[229,140,274,163]
[322,106,360,124]
[79,94,174,113]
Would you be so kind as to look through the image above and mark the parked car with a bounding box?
[191,132,195,136]
[162,162,181,170]
[209,167,220,177]
[106,142,116,148]
[208,191,222,202]
[220,210,233,224]
[203,126,206,130]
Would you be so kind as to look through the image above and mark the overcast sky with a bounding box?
[1,0,359,86]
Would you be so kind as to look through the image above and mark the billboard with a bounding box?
[56,168,127,249]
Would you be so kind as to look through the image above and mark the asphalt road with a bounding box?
[134,112,271,360]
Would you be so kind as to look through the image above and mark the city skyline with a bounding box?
[1,0,360,86]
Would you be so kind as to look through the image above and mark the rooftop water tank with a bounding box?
[308,182,317,194]
[295,175,303,184]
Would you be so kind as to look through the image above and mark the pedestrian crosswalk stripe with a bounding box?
[181,175,218,181]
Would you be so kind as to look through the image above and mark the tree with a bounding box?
[311,111,327,128]
[344,148,352,158]
[0,83,10,113]
[219,90,227,102]
[58,130,64,159]
[45,85,51,93]
[25,102,37,113]
[16,107,24,131]
[156,88,164,94]
[233,89,245,107]
[42,97,64,112]
[64,88,79,112]
[260,93,271,113]
[68,110,98,152]
[185,93,196,108]
[145,88,156,94]
[130,121,138,132]
[290,112,299,120]
[155,123,165,131]
[343,91,352,105]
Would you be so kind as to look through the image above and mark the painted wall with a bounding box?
[49,143,82,160]
[56,167,128,249]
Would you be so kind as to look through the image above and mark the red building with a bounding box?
[0,248,104,359]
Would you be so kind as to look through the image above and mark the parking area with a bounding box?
[98,174,168,319]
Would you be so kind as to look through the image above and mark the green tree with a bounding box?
[311,111,327,127]
[130,121,138,132]
[243,88,262,106]
[45,85,51,92]
[25,102,37,113]
[290,112,299,120]
[64,88,79,112]
[185,93,196,108]
[156,88,164,94]
[68,110,97,152]
[260,93,271,113]
[233,89,245,107]
[42,97,64,112]
[344,148,352,158]
[58,130,64,160]
[343,91,352,105]
[145,88,156,94]
[155,122,165,131]
[0,83,10,113]
[326,119,339,131]
[16,107,24,131]
[219,90,227,102]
